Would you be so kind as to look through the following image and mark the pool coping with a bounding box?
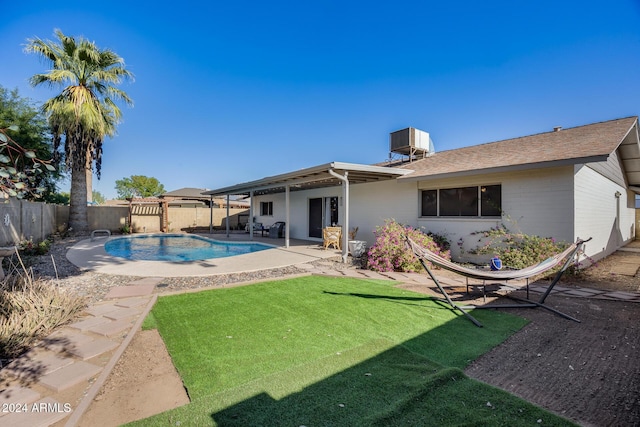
[66,234,340,277]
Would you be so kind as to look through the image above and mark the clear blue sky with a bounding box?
[2,1,640,199]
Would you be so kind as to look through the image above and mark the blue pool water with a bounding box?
[104,234,271,262]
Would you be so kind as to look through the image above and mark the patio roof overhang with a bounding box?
[203,162,412,262]
[202,161,412,197]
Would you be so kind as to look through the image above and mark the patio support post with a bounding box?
[226,195,230,237]
[328,169,349,263]
[249,191,254,241]
[285,185,290,248]
[209,195,213,235]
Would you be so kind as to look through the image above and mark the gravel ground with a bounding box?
[20,234,357,303]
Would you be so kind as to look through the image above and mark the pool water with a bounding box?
[104,234,271,262]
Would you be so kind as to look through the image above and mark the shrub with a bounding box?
[367,219,450,272]
[0,256,86,361]
[18,237,51,256]
[467,225,567,270]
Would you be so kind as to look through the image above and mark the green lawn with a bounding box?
[129,276,576,426]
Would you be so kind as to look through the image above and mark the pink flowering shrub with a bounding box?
[367,219,450,272]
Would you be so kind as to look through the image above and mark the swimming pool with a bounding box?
[104,234,272,262]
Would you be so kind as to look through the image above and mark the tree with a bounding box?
[92,190,106,204]
[0,126,56,199]
[115,175,165,199]
[26,29,133,232]
[48,191,70,205]
[0,86,60,200]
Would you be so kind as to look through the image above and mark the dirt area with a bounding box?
[77,329,189,427]
[77,249,640,427]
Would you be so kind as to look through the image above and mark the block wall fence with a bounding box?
[0,200,249,246]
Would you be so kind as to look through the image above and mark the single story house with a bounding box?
[205,116,640,264]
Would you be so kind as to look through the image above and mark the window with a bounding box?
[480,185,501,216]
[260,201,273,216]
[440,186,478,216]
[420,190,437,216]
[420,185,501,217]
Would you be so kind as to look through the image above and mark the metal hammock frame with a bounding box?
[406,236,591,327]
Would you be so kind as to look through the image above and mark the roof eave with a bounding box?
[203,162,412,196]
[398,156,609,182]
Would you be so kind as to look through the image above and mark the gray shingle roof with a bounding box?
[162,187,209,198]
[398,116,638,181]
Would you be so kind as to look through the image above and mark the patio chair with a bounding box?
[323,226,342,250]
[406,235,591,327]
[269,221,285,238]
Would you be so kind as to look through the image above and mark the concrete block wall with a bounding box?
[167,207,248,232]
[1,202,248,245]
[88,206,130,231]
[0,200,58,246]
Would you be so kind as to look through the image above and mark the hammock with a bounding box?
[406,236,591,327]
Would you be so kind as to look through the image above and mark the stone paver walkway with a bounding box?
[0,279,160,427]
[1,259,638,426]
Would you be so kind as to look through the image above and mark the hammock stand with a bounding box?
[406,236,591,328]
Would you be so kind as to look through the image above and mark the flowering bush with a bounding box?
[367,219,450,272]
[467,225,567,269]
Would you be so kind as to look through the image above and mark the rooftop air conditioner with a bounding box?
[390,127,435,158]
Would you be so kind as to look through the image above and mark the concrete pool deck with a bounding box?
[66,232,342,277]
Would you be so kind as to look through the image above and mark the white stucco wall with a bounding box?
[250,179,418,246]
[348,179,418,244]
[574,164,636,262]
[249,162,634,264]
[416,167,575,260]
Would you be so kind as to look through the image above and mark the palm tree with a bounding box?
[26,29,133,232]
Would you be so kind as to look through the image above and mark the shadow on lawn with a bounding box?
[208,310,570,427]
[323,290,474,314]
[323,290,431,301]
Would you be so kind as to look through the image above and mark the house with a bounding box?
[205,117,640,263]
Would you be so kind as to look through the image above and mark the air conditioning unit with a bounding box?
[390,127,434,158]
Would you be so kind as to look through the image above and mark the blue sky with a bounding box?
[2,1,640,199]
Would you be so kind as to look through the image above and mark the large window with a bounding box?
[420,185,501,217]
[260,201,273,216]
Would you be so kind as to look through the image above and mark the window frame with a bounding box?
[260,201,273,216]
[420,184,502,218]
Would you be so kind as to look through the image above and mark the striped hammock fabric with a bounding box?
[406,238,582,282]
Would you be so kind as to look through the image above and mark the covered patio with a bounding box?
[203,161,411,262]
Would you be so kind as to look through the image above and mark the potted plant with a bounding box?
[348,227,367,257]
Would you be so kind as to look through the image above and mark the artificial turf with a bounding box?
[129,275,576,426]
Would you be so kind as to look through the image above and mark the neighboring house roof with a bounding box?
[162,187,210,199]
[397,117,640,187]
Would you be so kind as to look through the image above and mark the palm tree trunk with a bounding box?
[86,169,93,204]
[69,167,89,232]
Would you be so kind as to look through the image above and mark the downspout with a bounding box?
[285,185,290,248]
[328,169,349,263]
